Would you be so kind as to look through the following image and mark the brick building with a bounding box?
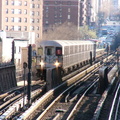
[43,0,88,31]
[43,0,99,31]
[0,0,43,41]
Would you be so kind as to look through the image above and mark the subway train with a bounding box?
[36,40,105,78]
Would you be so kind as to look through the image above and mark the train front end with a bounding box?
[36,40,63,79]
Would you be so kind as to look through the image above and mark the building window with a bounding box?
[24,26,27,31]
[24,1,27,6]
[59,20,62,24]
[36,33,39,38]
[6,9,8,14]
[5,17,8,22]
[45,8,49,12]
[36,26,39,30]
[59,7,62,11]
[18,59,20,66]
[31,26,34,30]
[45,1,49,4]
[6,0,8,5]
[30,19,34,23]
[36,12,39,16]
[68,8,71,12]
[18,9,22,14]
[67,1,71,5]
[19,47,21,52]
[18,18,21,22]
[5,26,8,30]
[32,11,34,16]
[11,9,14,14]
[46,6,49,10]
[46,13,48,18]
[68,15,70,19]
[11,1,14,5]
[32,4,35,8]
[45,20,48,24]
[11,17,14,22]
[54,14,57,18]
[24,9,27,14]
[24,18,27,22]
[18,1,22,6]
[60,13,62,17]
[11,26,14,30]
[37,19,39,23]
[55,1,58,4]
[14,46,16,53]
[37,4,40,8]
[18,26,21,31]
[59,1,63,5]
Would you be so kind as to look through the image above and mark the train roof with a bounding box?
[40,40,95,47]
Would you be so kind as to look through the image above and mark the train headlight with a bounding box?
[40,60,44,67]
[54,60,60,67]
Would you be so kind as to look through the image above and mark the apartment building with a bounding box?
[0,0,43,42]
[43,0,88,31]
[86,0,99,26]
[0,30,35,68]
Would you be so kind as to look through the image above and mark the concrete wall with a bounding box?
[0,64,17,94]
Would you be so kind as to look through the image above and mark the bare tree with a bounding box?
[100,1,114,18]
[43,22,79,40]
[43,22,97,40]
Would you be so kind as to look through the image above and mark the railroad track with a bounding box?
[14,54,118,120]
[95,73,120,120]
[0,81,46,119]
[35,75,99,120]
[34,56,117,120]
[0,53,117,119]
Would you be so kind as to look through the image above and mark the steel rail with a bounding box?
[16,54,114,120]
[66,80,98,120]
[92,65,118,120]
[0,88,43,119]
[108,83,120,120]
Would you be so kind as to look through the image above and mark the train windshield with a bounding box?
[45,47,54,55]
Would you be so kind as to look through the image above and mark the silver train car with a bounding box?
[36,40,96,77]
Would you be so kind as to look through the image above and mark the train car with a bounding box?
[36,40,96,77]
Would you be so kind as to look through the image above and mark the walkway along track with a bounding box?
[15,54,118,120]
[95,70,120,120]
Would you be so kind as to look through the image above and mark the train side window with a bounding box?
[87,45,90,51]
[79,45,81,52]
[82,45,84,51]
[84,45,86,51]
[91,45,92,50]
[64,46,68,55]
[85,45,87,51]
[38,47,43,55]
[75,45,78,53]
[70,46,73,54]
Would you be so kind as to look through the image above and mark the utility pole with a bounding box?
[11,41,14,64]
[78,0,81,31]
[27,44,32,106]
[23,62,27,110]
